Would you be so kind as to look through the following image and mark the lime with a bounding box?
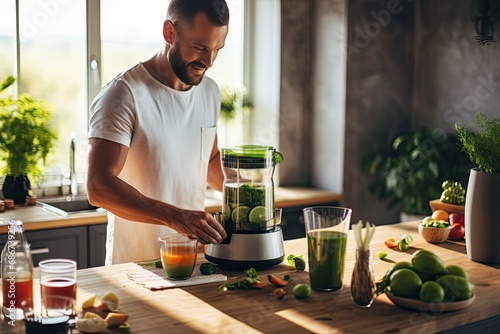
[249,206,267,224]
[437,275,474,301]
[386,261,413,279]
[231,206,250,225]
[222,204,232,222]
[377,252,388,259]
[200,263,216,275]
[412,251,445,276]
[444,265,469,281]
[293,283,311,299]
[390,268,422,298]
[419,281,445,302]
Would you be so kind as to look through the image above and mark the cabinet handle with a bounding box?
[31,247,50,255]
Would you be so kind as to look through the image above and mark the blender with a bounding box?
[204,145,285,269]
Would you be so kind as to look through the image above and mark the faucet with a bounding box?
[70,133,78,196]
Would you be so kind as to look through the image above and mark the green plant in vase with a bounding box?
[0,75,58,203]
[455,113,500,263]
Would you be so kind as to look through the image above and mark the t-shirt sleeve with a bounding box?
[88,79,136,147]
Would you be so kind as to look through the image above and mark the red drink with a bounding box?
[2,276,34,310]
[40,278,76,313]
[161,246,197,280]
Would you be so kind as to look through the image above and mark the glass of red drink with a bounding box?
[39,259,77,316]
[159,234,198,280]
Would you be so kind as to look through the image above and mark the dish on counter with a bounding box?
[418,223,451,243]
[429,199,464,215]
[385,291,475,312]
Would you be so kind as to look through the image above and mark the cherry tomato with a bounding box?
[273,288,286,299]
[448,223,465,240]
[449,213,464,227]
[384,237,398,248]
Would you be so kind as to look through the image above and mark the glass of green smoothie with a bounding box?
[303,206,352,291]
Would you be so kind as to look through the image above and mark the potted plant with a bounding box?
[0,75,57,204]
[366,127,473,219]
[455,112,500,263]
[218,87,252,147]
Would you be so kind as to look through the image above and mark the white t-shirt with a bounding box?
[88,63,220,264]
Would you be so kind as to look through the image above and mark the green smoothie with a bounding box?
[307,230,347,291]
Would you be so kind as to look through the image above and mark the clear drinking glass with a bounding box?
[159,234,198,280]
[39,259,77,316]
[303,206,352,291]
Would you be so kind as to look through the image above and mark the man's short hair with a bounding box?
[167,0,230,27]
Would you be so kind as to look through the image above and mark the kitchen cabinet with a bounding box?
[0,224,109,269]
[88,223,107,267]
[0,226,88,269]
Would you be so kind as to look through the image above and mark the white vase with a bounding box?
[465,168,500,264]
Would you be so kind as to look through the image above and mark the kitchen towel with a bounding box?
[127,263,227,290]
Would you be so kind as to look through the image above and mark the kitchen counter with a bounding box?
[0,187,341,233]
[1,220,499,333]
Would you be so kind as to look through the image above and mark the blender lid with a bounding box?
[222,145,283,168]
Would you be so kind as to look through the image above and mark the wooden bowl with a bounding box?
[418,224,451,244]
[429,199,465,215]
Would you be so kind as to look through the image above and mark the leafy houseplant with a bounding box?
[0,75,58,203]
[219,87,252,121]
[455,113,500,173]
[367,127,473,216]
[455,113,500,263]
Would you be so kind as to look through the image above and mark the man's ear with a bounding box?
[163,20,175,44]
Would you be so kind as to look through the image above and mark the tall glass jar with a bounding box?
[350,246,375,308]
[1,220,34,320]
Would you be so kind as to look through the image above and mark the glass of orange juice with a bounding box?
[159,234,198,280]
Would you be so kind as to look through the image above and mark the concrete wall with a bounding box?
[279,0,500,225]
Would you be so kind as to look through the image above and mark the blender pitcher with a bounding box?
[205,145,285,269]
[221,145,283,232]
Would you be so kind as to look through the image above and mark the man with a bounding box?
[86,0,229,265]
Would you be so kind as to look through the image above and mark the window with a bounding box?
[1,0,86,193]
[0,0,280,195]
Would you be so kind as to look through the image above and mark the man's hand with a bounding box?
[171,209,227,244]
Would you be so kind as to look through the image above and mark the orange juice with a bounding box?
[161,246,197,280]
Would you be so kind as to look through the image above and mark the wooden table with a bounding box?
[1,221,499,333]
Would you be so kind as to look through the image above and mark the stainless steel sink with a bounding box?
[38,196,101,216]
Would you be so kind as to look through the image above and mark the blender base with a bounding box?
[204,254,284,269]
[204,227,285,269]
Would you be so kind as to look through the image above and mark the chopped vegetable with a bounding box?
[377,252,387,259]
[250,281,268,289]
[352,220,375,251]
[384,237,398,248]
[268,274,290,287]
[287,254,306,271]
[274,288,286,299]
[421,219,450,228]
[216,268,262,291]
[398,234,413,252]
[200,262,217,275]
[137,260,163,268]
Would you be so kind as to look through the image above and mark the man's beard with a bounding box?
[168,44,206,86]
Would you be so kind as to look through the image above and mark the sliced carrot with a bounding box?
[384,237,399,248]
[250,281,268,289]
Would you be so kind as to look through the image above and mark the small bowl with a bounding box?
[418,224,451,243]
